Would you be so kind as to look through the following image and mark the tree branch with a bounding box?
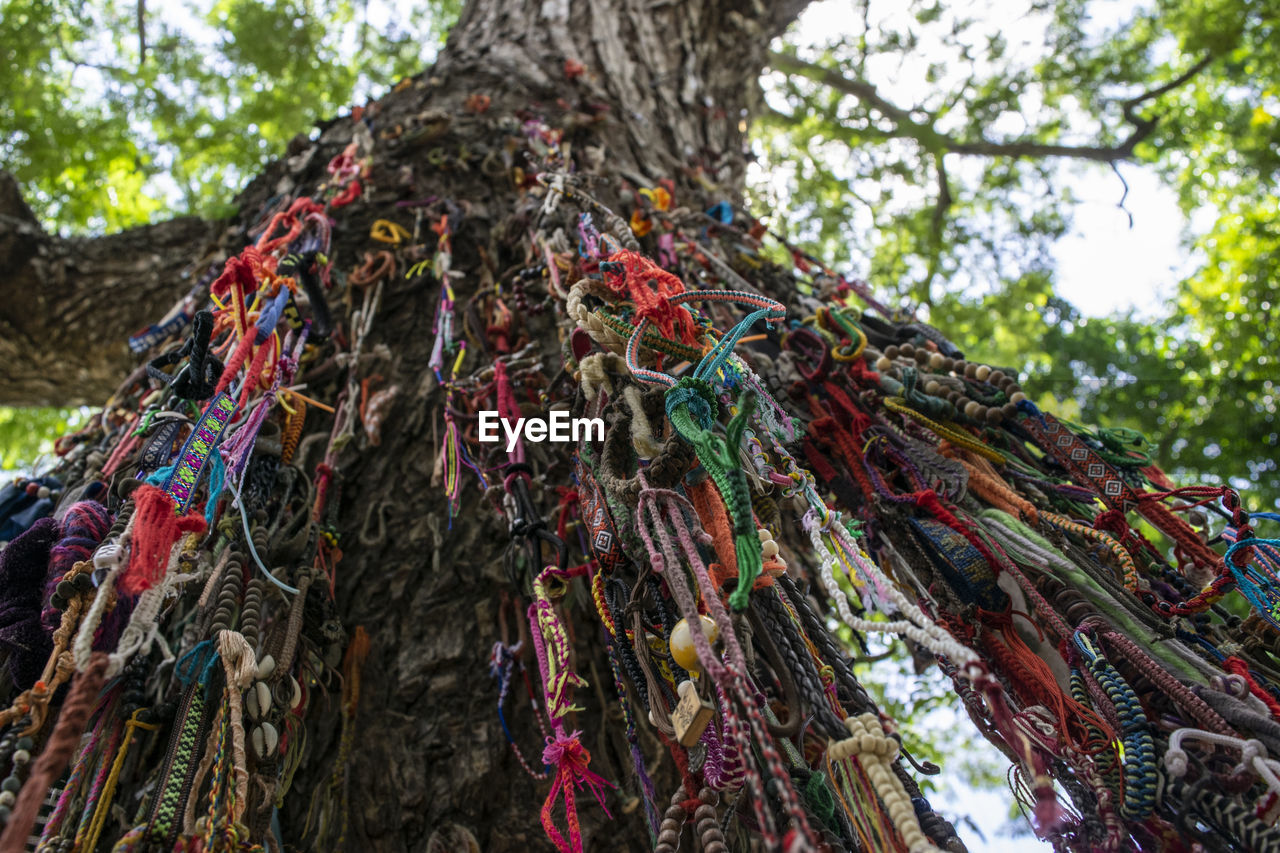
[0,172,219,407]
[768,50,1218,165]
[920,151,952,304]
[137,0,147,66]
[1120,53,1215,124]
[947,133,1154,162]
[768,50,947,149]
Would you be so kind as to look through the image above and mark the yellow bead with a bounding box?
[669,615,718,674]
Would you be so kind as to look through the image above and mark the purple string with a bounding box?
[526,602,563,738]
[634,478,790,843]
[41,716,111,842]
[72,720,123,841]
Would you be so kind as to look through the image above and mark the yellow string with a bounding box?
[280,389,335,414]
[83,711,159,853]
[820,308,869,362]
[591,570,616,638]
[369,219,412,244]
[883,397,1006,465]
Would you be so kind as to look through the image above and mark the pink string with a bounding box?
[494,360,525,465]
[635,477,818,850]
[526,589,613,853]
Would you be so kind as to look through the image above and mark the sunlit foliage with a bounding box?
[1,0,460,231]
[757,0,1279,507]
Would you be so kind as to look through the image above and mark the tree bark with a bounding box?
[3,0,812,849]
[0,173,221,407]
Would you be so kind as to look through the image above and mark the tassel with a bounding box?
[978,673,1064,836]
[1032,775,1065,836]
[540,730,614,853]
[118,485,206,597]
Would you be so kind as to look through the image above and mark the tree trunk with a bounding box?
[2,1,810,850]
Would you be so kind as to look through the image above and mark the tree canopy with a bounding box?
[3,0,1274,509]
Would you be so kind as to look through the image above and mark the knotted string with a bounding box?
[539,730,614,853]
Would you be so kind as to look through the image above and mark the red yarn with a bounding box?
[331,178,362,208]
[210,253,260,337]
[979,610,1116,753]
[1224,656,1280,721]
[215,334,255,396]
[554,487,580,542]
[1093,509,1159,564]
[848,357,880,387]
[660,731,700,799]
[807,413,879,505]
[820,380,860,422]
[256,198,324,254]
[802,438,839,483]
[603,250,697,345]
[1140,464,1176,490]
[237,334,274,407]
[915,490,1003,571]
[119,485,207,597]
[1138,497,1222,573]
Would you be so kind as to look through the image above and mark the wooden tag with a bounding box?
[673,684,714,747]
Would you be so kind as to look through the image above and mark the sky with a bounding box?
[790,0,1192,321]
[787,2,1183,848]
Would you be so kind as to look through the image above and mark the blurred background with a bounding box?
[2,0,1274,845]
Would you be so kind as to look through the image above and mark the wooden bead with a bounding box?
[1010,391,1026,404]
[963,401,982,419]
[694,804,717,822]
[885,345,900,359]
[956,396,971,411]
[946,390,963,404]
[914,348,930,363]
[941,357,956,372]
[989,370,1006,385]
[929,352,946,369]
[875,356,893,372]
[1002,402,1018,418]
[657,828,681,847]
[964,362,979,379]
[975,364,991,381]
[924,380,941,396]
[986,406,1004,424]
[899,343,915,357]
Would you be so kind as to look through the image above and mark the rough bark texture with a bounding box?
[3,0,809,849]
[0,173,221,407]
